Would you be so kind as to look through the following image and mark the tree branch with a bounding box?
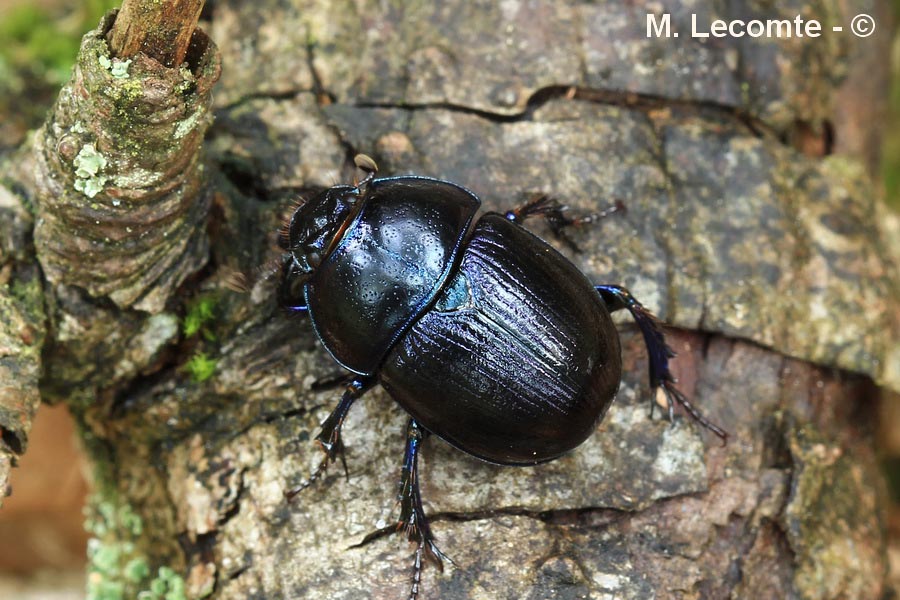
[108,0,206,67]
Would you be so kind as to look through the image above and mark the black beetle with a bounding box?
[280,154,725,599]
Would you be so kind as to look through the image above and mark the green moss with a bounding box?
[3,277,46,362]
[109,78,145,106]
[183,294,218,339]
[185,351,217,383]
[9,275,43,310]
[182,294,221,383]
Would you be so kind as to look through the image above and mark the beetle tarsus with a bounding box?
[504,194,624,252]
[284,377,374,501]
[661,379,728,444]
[408,540,423,600]
[595,284,728,443]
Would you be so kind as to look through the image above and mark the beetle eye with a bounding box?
[307,251,321,267]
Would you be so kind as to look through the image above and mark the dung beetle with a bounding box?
[280,154,726,599]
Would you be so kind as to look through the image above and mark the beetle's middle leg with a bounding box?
[595,284,728,443]
[284,376,375,500]
[503,194,624,252]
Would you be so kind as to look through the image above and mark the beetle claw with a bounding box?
[660,380,729,445]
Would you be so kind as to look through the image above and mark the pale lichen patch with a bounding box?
[73,143,109,198]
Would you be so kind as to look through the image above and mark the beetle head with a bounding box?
[285,185,360,276]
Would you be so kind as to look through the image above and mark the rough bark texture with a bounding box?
[0,184,45,508]
[1,0,899,599]
[33,10,219,313]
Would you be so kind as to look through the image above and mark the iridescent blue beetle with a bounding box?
[281,154,725,599]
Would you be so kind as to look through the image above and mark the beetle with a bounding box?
[279,154,726,599]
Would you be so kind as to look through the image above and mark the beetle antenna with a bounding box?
[353,153,379,190]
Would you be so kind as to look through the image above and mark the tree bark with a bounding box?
[2,1,899,599]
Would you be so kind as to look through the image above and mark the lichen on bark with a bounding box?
[32,10,220,313]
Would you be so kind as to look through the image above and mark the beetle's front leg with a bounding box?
[503,194,624,252]
[595,284,728,443]
[284,376,375,500]
[277,255,309,313]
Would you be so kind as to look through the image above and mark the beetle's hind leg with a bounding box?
[397,419,449,599]
[356,419,449,600]
[284,376,375,500]
[595,284,728,443]
[503,194,624,252]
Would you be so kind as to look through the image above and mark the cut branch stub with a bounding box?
[108,0,206,68]
[32,12,221,312]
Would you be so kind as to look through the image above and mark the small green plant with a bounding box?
[183,294,218,340]
[182,294,220,383]
[185,351,217,383]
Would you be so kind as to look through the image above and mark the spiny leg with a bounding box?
[503,194,625,252]
[398,419,448,600]
[355,419,449,600]
[595,284,728,443]
[284,376,375,500]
